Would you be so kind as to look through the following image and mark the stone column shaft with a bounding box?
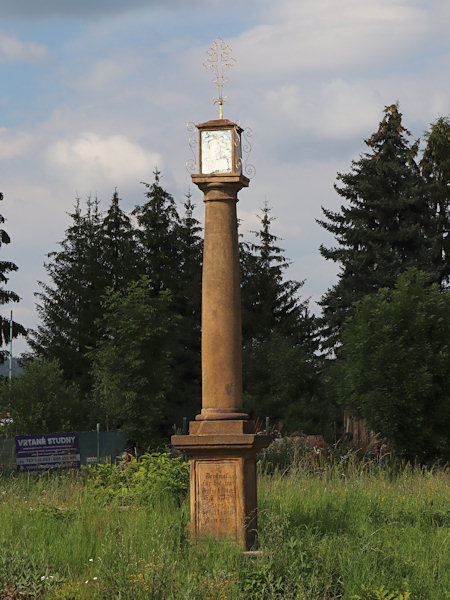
[192,174,248,421]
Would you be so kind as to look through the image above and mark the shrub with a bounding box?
[340,269,450,460]
[86,451,189,504]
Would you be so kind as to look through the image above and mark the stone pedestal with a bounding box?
[172,421,271,550]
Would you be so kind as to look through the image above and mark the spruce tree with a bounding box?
[0,192,26,361]
[420,116,450,288]
[241,201,312,344]
[133,175,204,427]
[240,202,320,432]
[176,190,203,310]
[100,189,138,294]
[31,191,139,412]
[30,198,107,407]
[169,191,203,422]
[132,169,181,294]
[318,104,434,351]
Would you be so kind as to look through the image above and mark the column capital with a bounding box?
[191,173,249,202]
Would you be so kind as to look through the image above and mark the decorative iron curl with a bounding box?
[186,121,198,175]
[242,127,255,179]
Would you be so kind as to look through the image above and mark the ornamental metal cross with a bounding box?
[203,38,236,120]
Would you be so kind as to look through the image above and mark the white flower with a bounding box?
[93,577,98,580]
[89,558,94,562]
[40,576,46,581]
[85,580,89,584]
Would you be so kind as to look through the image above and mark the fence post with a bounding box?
[96,423,100,464]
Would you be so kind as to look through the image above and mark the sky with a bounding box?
[0,0,449,355]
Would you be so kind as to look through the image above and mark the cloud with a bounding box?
[372,59,450,129]
[234,0,430,77]
[0,128,33,159]
[76,58,126,92]
[0,181,68,246]
[0,31,47,63]
[46,132,162,189]
[0,0,208,19]
[266,79,382,140]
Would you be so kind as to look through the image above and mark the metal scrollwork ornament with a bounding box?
[240,126,255,179]
[186,121,198,174]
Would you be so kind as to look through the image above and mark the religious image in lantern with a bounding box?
[201,129,233,174]
[15,433,80,471]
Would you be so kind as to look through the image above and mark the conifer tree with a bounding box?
[318,104,434,351]
[31,191,139,410]
[241,201,313,344]
[241,202,320,432]
[169,191,203,422]
[176,190,203,309]
[0,192,26,361]
[30,198,107,405]
[100,189,138,294]
[420,116,450,288]
[133,169,181,294]
[133,176,204,426]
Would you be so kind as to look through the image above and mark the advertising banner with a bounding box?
[15,433,80,471]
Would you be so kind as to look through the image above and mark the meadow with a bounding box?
[0,447,448,600]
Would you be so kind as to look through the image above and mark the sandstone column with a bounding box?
[194,174,248,421]
[172,120,271,551]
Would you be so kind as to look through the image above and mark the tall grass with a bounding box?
[257,451,449,600]
[0,450,448,599]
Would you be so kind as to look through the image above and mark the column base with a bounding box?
[172,420,272,551]
[195,408,249,421]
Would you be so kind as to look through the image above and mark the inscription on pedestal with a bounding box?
[195,460,238,539]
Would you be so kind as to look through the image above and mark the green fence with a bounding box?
[0,437,15,469]
[79,430,129,465]
[0,429,128,471]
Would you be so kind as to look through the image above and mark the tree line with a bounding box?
[0,104,449,460]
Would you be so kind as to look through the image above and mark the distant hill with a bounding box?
[0,358,24,378]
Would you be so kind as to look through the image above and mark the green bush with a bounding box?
[0,357,83,435]
[86,452,189,504]
[340,268,450,460]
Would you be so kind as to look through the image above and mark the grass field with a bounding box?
[0,451,448,599]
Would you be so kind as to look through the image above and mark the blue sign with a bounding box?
[15,433,80,471]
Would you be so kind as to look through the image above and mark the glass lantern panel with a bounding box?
[234,130,242,173]
[201,129,232,174]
